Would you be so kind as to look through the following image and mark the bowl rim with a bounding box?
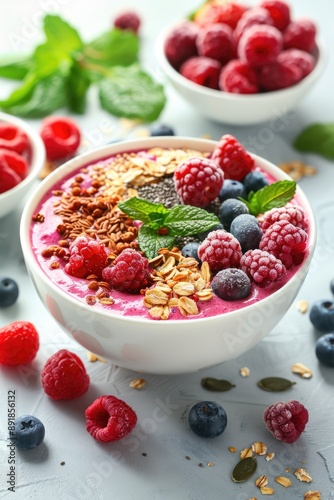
[0,111,45,201]
[155,23,327,101]
[20,136,316,327]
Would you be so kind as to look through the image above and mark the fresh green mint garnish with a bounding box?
[0,15,166,121]
[118,197,220,259]
[240,180,297,216]
[293,123,334,160]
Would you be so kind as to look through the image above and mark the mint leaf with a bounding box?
[118,197,168,225]
[66,60,91,113]
[43,14,83,54]
[138,225,175,259]
[0,55,33,80]
[293,123,334,160]
[241,180,296,216]
[164,205,220,236]
[84,29,139,68]
[99,64,166,122]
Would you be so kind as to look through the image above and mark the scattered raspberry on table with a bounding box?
[0,321,39,365]
[264,400,309,443]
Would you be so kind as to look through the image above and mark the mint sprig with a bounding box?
[118,197,220,259]
[293,123,334,160]
[240,180,297,216]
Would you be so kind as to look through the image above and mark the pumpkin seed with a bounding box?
[201,377,236,392]
[257,377,296,392]
[232,457,257,483]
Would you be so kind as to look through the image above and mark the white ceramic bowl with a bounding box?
[155,26,326,126]
[20,137,316,374]
[0,112,46,218]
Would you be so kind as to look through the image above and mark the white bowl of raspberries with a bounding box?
[156,0,326,125]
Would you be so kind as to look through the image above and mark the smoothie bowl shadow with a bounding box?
[20,137,316,374]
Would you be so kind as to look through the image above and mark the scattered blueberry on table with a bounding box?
[0,276,19,307]
[14,415,45,450]
[188,401,228,438]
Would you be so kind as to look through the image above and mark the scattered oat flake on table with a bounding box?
[240,447,253,459]
[275,476,292,487]
[129,378,146,389]
[279,160,317,181]
[252,442,267,455]
[265,452,275,461]
[87,351,107,362]
[255,475,268,488]
[228,446,237,453]
[304,491,321,500]
[297,300,309,313]
[292,362,313,379]
[260,486,274,495]
[295,468,312,482]
[240,366,250,377]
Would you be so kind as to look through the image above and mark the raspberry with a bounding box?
[102,248,152,293]
[194,2,246,30]
[240,249,286,284]
[180,56,221,89]
[196,23,235,66]
[259,219,308,268]
[261,204,307,232]
[85,395,137,442]
[238,24,283,67]
[255,59,302,91]
[41,349,89,400]
[0,148,29,180]
[263,400,309,443]
[174,156,224,208]
[164,22,200,70]
[283,19,317,53]
[234,7,274,44]
[65,235,109,279]
[0,158,21,194]
[0,321,39,365]
[278,49,316,78]
[219,59,259,94]
[40,116,81,161]
[0,122,29,154]
[260,0,291,31]
[113,11,141,33]
[198,229,242,271]
[211,134,254,182]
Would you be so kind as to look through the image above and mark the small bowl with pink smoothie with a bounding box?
[20,136,316,374]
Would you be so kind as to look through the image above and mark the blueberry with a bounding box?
[0,276,19,307]
[197,223,224,241]
[188,401,227,438]
[243,171,269,193]
[14,415,45,450]
[211,268,251,300]
[315,333,334,367]
[150,124,175,136]
[181,242,201,263]
[218,179,247,202]
[309,300,334,332]
[218,199,249,231]
[330,279,334,295]
[230,214,262,252]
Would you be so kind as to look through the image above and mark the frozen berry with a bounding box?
[194,2,246,30]
[196,23,235,66]
[198,229,242,272]
[180,56,221,89]
[218,178,247,202]
[0,321,39,365]
[102,248,152,293]
[211,268,251,300]
[0,148,29,180]
[14,415,45,450]
[85,395,137,442]
[65,235,109,279]
[238,24,283,67]
[113,11,141,33]
[234,7,274,44]
[278,49,316,78]
[164,22,200,69]
[181,241,201,263]
[40,116,81,161]
[260,0,291,31]
[197,223,225,242]
[230,214,263,252]
[261,204,307,232]
[218,198,249,231]
[259,219,308,268]
[243,170,269,193]
[0,122,29,154]
[219,59,259,94]
[188,401,227,438]
[264,400,309,443]
[174,156,224,208]
[212,134,254,182]
[41,349,89,400]
[315,333,334,367]
[150,124,175,136]
[283,19,317,53]
[309,300,334,333]
[255,58,303,91]
[240,249,286,284]
[0,276,19,307]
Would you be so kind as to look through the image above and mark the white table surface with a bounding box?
[0,1,334,499]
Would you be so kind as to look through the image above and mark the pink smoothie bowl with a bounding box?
[19,137,316,374]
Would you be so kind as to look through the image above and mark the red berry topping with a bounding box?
[174,156,224,208]
[261,204,307,232]
[40,116,81,161]
[198,229,242,271]
[196,23,235,66]
[164,22,200,70]
[0,123,29,154]
[278,49,315,78]
[240,249,286,285]
[113,11,141,33]
[238,24,283,67]
[283,19,317,53]
[102,248,152,294]
[0,321,39,365]
[219,59,259,94]
[264,400,309,443]
[41,349,89,400]
[0,158,21,194]
[65,235,109,279]
[195,2,247,30]
[255,58,302,91]
[234,7,274,44]
[85,395,137,442]
[180,56,221,89]
[260,0,291,31]
[0,148,29,180]
[211,134,254,182]
[259,219,308,268]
